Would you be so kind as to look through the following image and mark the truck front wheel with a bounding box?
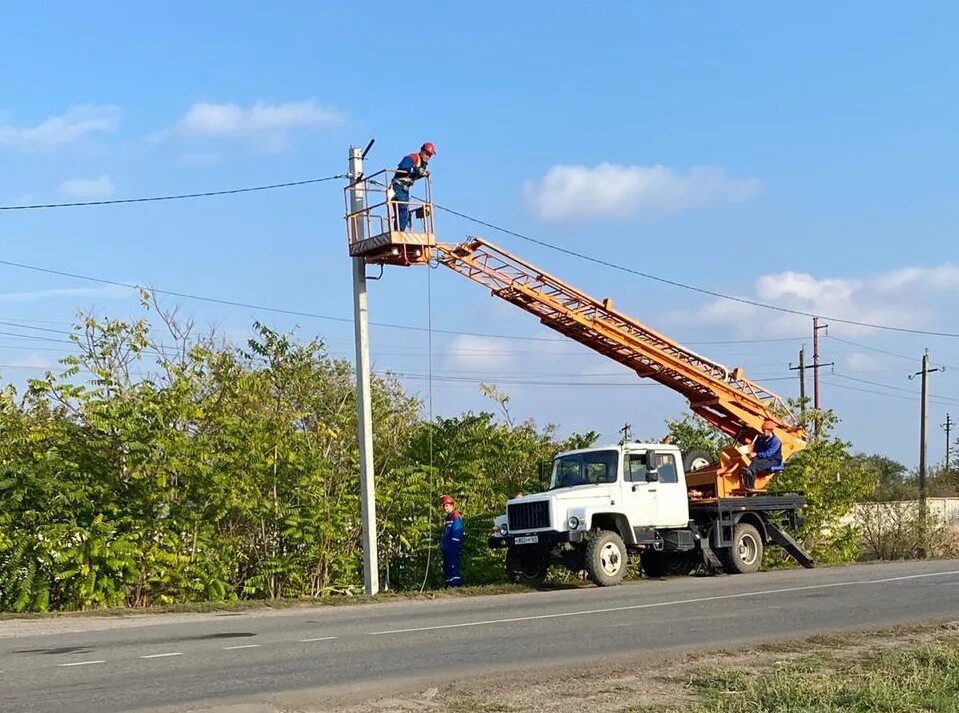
[506,546,549,587]
[719,523,763,574]
[584,530,627,586]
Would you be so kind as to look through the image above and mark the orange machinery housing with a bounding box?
[345,173,807,499]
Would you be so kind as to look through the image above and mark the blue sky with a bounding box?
[1,2,958,467]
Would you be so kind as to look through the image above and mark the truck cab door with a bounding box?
[648,451,689,527]
[623,451,659,527]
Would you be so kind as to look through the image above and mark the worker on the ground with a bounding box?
[391,142,436,231]
[743,419,783,491]
[439,494,463,588]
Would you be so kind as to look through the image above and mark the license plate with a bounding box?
[513,535,539,545]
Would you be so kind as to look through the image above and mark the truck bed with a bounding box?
[689,493,805,516]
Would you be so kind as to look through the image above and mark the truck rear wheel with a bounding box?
[641,551,696,578]
[506,546,549,587]
[719,523,763,574]
[584,530,627,586]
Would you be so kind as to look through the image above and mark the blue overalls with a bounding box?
[392,152,428,231]
[440,510,464,587]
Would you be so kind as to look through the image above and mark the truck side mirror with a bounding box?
[646,468,660,483]
[537,460,547,490]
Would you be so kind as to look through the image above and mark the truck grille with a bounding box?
[508,500,550,531]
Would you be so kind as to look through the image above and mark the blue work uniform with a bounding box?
[440,510,464,587]
[392,152,429,231]
[744,434,784,489]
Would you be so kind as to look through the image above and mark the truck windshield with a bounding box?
[551,450,619,489]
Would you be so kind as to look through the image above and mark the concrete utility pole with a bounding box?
[910,351,941,552]
[809,319,834,436]
[789,346,807,413]
[944,413,953,473]
[348,146,379,596]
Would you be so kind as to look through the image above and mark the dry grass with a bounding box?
[299,621,959,713]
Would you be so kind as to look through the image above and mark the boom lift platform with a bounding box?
[345,172,807,500]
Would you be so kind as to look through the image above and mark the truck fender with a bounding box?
[710,512,769,548]
[733,512,768,543]
[584,510,635,545]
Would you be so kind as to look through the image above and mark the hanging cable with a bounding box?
[419,258,437,592]
[433,203,959,338]
[0,175,346,211]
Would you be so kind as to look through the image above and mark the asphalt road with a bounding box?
[2,559,958,713]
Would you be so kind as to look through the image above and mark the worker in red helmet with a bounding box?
[391,142,436,231]
[743,419,783,491]
[439,493,463,588]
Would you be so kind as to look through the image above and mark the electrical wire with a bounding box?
[0,175,346,211]
[4,168,955,337]
[419,261,436,593]
[827,336,915,362]
[434,203,959,338]
[0,258,819,347]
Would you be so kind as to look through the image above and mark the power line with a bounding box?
[827,335,915,362]
[5,168,955,338]
[831,371,959,404]
[0,175,346,211]
[823,377,959,406]
[434,203,959,338]
[0,257,817,347]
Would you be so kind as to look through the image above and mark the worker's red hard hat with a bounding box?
[762,419,776,431]
[421,142,436,156]
[439,494,454,506]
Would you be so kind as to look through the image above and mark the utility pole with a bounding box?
[812,317,831,411]
[944,413,953,474]
[348,145,379,596]
[789,346,807,412]
[910,351,941,555]
[808,319,833,436]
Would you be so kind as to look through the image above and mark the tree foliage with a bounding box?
[0,301,588,610]
[769,409,877,563]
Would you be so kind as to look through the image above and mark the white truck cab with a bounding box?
[489,443,809,587]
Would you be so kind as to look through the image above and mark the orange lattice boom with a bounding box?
[344,174,806,498]
[436,237,807,499]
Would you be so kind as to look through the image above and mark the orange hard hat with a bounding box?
[439,494,454,506]
[762,419,776,431]
[421,142,436,156]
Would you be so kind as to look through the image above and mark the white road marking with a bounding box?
[139,652,183,659]
[300,636,338,642]
[58,660,105,667]
[223,644,260,650]
[369,569,959,636]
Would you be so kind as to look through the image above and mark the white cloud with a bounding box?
[0,105,121,152]
[168,100,344,138]
[523,163,760,221]
[843,352,884,373]
[8,354,56,371]
[446,335,515,370]
[673,263,959,337]
[178,151,223,166]
[0,284,131,304]
[872,264,959,293]
[59,174,115,199]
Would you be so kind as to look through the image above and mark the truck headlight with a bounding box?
[568,516,580,530]
[499,523,508,536]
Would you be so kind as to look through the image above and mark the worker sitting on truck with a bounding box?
[391,142,435,231]
[743,419,783,491]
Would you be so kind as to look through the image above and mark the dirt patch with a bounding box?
[286,621,959,713]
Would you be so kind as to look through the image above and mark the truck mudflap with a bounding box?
[766,520,815,568]
[488,530,586,550]
[696,534,725,573]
